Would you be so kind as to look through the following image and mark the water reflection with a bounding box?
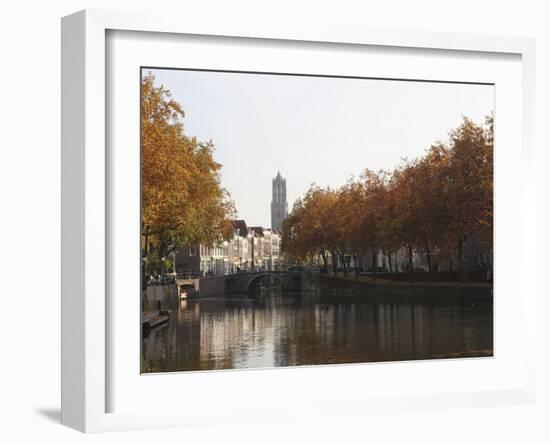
[141,290,493,373]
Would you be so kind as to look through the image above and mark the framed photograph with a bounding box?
[61,9,537,432]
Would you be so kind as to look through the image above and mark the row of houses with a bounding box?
[169,220,491,279]
[173,220,282,277]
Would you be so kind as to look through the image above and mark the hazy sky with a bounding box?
[147,68,494,228]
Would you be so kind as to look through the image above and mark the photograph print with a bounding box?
[140,68,494,374]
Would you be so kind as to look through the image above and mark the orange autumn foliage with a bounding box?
[282,115,493,278]
[141,73,234,263]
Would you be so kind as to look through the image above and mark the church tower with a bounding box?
[271,172,288,232]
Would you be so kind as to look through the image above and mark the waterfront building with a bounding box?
[174,221,282,277]
[227,219,250,271]
[174,242,227,277]
[248,226,265,268]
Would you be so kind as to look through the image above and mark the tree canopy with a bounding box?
[281,115,493,278]
[141,73,234,273]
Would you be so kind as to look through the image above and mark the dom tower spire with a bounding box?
[271,171,288,232]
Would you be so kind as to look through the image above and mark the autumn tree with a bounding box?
[402,146,451,273]
[440,116,493,280]
[141,73,234,276]
[336,181,368,276]
[282,187,339,271]
[377,174,404,275]
[282,114,493,283]
[360,170,394,279]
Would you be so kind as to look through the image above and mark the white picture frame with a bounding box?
[61,9,537,433]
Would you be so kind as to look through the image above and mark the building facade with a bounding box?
[175,220,282,277]
[271,171,288,232]
[250,226,281,270]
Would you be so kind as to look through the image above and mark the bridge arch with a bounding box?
[245,272,286,292]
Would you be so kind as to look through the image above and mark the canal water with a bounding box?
[141,289,493,373]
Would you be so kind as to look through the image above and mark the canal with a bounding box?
[141,289,493,373]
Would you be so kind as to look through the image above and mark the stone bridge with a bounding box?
[244,271,302,291]
[196,270,319,297]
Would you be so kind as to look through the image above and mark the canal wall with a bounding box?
[292,271,320,292]
[141,273,488,305]
[142,284,179,311]
[197,275,247,297]
[320,274,492,301]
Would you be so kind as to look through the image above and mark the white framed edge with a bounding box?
[61,9,538,433]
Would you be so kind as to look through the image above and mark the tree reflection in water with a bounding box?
[141,290,493,374]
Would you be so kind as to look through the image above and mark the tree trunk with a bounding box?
[372,250,377,280]
[408,244,414,282]
[143,225,150,285]
[331,248,338,275]
[342,252,348,276]
[425,244,432,272]
[353,253,360,277]
[387,252,393,281]
[321,250,328,273]
[458,238,466,282]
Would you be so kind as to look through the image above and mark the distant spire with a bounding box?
[271,171,288,231]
